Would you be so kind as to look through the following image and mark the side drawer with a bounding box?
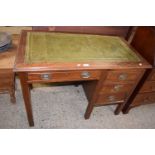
[0,79,13,87]
[100,83,134,94]
[96,93,126,105]
[131,92,155,107]
[140,81,155,93]
[0,69,14,80]
[28,70,101,82]
[105,69,143,83]
[0,69,14,88]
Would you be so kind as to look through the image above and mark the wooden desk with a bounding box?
[14,30,151,126]
[0,35,19,103]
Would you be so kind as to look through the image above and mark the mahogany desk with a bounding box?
[14,30,150,126]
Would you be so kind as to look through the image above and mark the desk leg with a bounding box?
[10,73,16,103]
[19,72,34,126]
[10,88,16,103]
[84,103,94,119]
[114,104,124,115]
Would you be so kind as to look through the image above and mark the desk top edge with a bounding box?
[14,30,151,72]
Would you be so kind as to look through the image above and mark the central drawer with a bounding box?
[105,69,142,83]
[28,70,101,82]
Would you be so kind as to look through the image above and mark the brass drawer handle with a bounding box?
[119,73,128,80]
[108,95,115,102]
[40,73,51,80]
[113,85,123,92]
[81,71,91,79]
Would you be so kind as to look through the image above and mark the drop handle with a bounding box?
[113,85,123,92]
[119,73,128,80]
[108,95,115,102]
[40,73,51,80]
[81,71,91,78]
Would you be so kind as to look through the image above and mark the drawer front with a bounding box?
[140,81,155,93]
[101,83,134,94]
[0,70,14,80]
[0,80,13,87]
[96,93,126,105]
[0,76,13,83]
[28,70,101,82]
[131,92,155,107]
[105,69,142,83]
[0,70,14,89]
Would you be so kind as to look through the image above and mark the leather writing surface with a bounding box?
[25,32,140,64]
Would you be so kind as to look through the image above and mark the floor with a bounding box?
[0,80,155,129]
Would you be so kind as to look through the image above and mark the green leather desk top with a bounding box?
[25,32,140,64]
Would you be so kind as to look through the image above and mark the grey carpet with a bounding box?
[0,80,155,129]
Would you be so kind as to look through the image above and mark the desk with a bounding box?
[0,35,19,103]
[14,30,151,126]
